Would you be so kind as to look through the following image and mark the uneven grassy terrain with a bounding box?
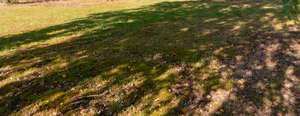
[0,0,299,115]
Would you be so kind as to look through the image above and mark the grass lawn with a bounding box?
[0,0,299,115]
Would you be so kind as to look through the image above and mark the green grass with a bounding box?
[0,0,299,115]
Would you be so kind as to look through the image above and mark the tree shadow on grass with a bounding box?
[0,0,299,115]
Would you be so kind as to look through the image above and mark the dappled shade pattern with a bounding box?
[0,0,299,115]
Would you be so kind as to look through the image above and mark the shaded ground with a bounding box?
[0,0,299,115]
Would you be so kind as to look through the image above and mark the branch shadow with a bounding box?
[0,0,299,115]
